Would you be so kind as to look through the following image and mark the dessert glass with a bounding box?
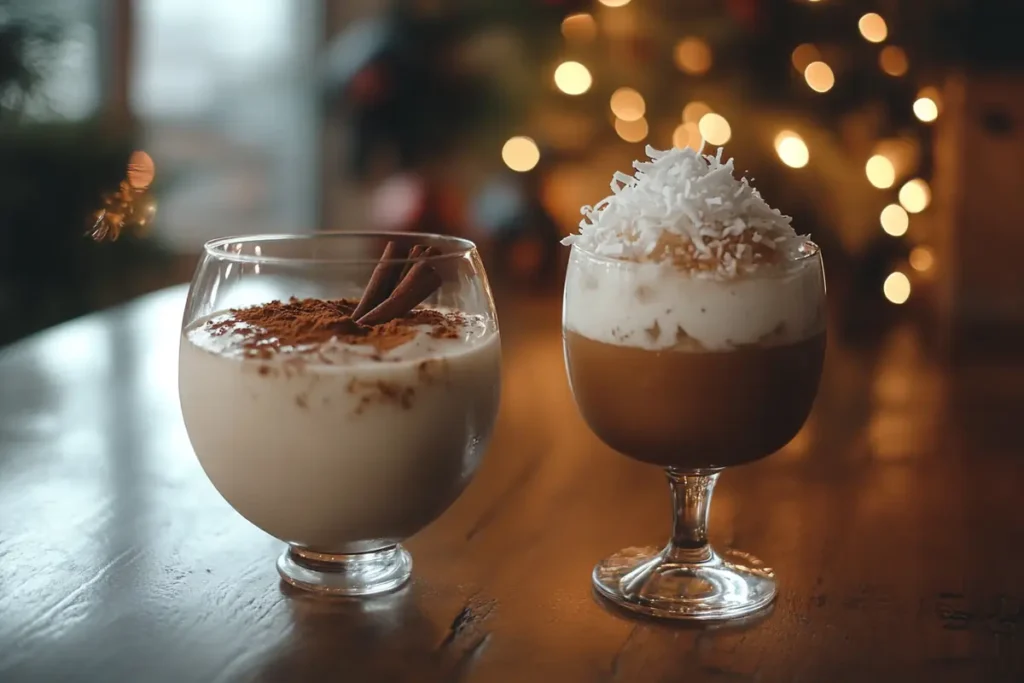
[563,241,826,620]
[178,232,501,596]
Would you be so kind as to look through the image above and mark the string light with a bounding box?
[913,97,938,123]
[682,101,712,124]
[672,122,701,150]
[865,155,896,189]
[609,87,645,122]
[883,271,911,304]
[858,13,888,43]
[913,89,940,123]
[880,204,909,236]
[879,46,908,76]
[501,136,540,172]
[615,117,648,142]
[598,0,630,6]
[791,44,821,72]
[561,13,597,43]
[774,131,809,168]
[554,61,592,95]
[804,61,835,93]
[899,178,931,213]
[698,113,731,145]
[909,246,934,272]
[674,37,713,75]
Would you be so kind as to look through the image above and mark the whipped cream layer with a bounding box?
[562,145,805,280]
[564,248,825,351]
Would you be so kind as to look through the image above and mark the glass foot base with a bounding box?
[277,544,412,596]
[593,545,776,621]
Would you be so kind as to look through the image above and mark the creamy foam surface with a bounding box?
[564,250,825,351]
[178,308,501,550]
[186,309,493,365]
[562,144,824,351]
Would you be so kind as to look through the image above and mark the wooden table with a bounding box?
[1,286,1022,682]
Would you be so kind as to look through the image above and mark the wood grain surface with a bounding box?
[0,286,1022,682]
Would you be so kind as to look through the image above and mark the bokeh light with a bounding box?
[673,122,701,150]
[899,178,931,213]
[698,113,731,145]
[774,131,809,168]
[609,87,645,122]
[501,136,540,172]
[791,43,821,72]
[674,37,713,75]
[866,155,896,189]
[883,271,911,304]
[682,101,712,124]
[615,117,649,142]
[879,46,908,76]
[554,61,592,95]
[913,97,938,123]
[858,13,888,43]
[804,61,835,93]
[127,150,156,189]
[909,246,935,272]
[561,13,597,43]
[598,0,631,6]
[880,204,909,236]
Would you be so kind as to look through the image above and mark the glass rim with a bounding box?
[569,238,821,269]
[202,231,478,266]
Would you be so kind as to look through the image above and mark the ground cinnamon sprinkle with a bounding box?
[208,297,467,357]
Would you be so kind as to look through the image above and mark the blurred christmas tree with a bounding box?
[328,0,997,327]
[0,0,168,345]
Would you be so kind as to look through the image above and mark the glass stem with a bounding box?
[665,468,722,564]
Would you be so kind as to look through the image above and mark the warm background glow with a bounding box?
[858,13,888,43]
[899,179,931,213]
[804,61,835,92]
[682,101,712,124]
[883,271,911,304]
[774,131,809,168]
[909,246,934,272]
[879,46,908,76]
[674,37,713,75]
[791,43,821,72]
[698,113,731,145]
[615,117,648,142]
[866,155,896,189]
[501,136,540,172]
[560,13,597,43]
[554,61,592,95]
[672,122,701,150]
[880,204,909,236]
[609,87,645,122]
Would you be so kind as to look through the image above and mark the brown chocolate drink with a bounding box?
[564,330,825,469]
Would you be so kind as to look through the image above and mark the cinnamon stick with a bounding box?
[397,245,428,283]
[357,258,443,326]
[352,241,406,320]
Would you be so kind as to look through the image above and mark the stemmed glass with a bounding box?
[563,241,826,620]
[178,232,501,595]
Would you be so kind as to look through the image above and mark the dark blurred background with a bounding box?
[0,0,1021,357]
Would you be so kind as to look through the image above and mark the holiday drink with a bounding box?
[562,145,826,620]
[179,234,501,595]
[180,302,500,547]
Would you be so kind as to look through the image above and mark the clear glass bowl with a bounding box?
[179,232,501,595]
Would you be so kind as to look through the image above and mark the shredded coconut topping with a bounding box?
[561,143,807,279]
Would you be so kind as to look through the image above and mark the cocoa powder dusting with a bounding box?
[209,297,468,357]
